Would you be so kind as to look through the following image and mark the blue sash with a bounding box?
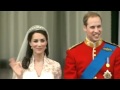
[80,43,116,79]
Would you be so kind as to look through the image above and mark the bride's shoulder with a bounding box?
[46,58,61,67]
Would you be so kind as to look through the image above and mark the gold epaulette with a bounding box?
[68,42,82,50]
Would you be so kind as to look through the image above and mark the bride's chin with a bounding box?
[35,51,42,55]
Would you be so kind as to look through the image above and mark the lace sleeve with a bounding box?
[54,63,62,79]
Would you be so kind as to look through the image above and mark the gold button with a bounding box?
[93,49,96,53]
[93,54,96,57]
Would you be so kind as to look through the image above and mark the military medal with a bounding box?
[103,70,112,79]
[106,57,110,68]
[106,63,110,67]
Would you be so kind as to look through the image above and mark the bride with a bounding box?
[9,25,62,79]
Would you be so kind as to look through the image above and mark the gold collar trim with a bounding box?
[84,37,102,48]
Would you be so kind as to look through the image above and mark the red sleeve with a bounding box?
[63,50,77,79]
[113,47,120,79]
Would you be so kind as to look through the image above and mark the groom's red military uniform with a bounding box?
[64,38,120,79]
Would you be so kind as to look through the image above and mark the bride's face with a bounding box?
[29,32,47,55]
